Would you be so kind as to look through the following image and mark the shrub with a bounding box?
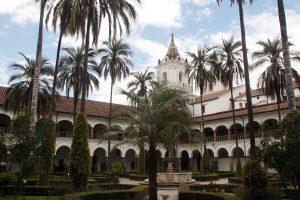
[192,173,219,181]
[2,185,55,195]
[128,174,148,181]
[216,172,235,178]
[35,117,55,186]
[106,163,122,184]
[235,158,242,177]
[202,148,211,173]
[190,184,239,193]
[0,172,17,186]
[243,159,267,200]
[228,177,243,184]
[69,113,91,190]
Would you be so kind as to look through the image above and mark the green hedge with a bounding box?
[179,191,226,200]
[60,185,148,200]
[190,184,239,193]
[192,173,219,181]
[228,177,243,184]
[2,185,55,196]
[128,174,147,181]
[91,176,108,183]
[216,172,235,178]
[25,178,96,186]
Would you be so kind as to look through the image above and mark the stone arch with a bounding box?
[124,149,137,172]
[232,147,244,158]
[92,148,107,173]
[57,120,73,137]
[110,148,122,167]
[181,150,190,171]
[229,123,244,135]
[192,150,201,171]
[263,119,279,131]
[93,124,107,139]
[204,127,214,140]
[0,114,10,133]
[245,121,261,132]
[217,148,229,158]
[207,149,214,158]
[54,146,70,172]
[215,125,228,141]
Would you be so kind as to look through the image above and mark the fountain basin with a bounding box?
[157,172,193,183]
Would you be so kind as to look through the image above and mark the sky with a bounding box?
[0,0,299,105]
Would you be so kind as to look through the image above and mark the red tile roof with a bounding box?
[193,98,300,122]
[0,86,128,118]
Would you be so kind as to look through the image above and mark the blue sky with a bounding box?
[0,0,299,104]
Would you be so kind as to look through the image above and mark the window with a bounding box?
[239,103,243,109]
[179,71,183,83]
[162,72,167,82]
[257,96,260,99]
[202,105,206,113]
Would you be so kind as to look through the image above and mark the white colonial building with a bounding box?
[0,35,299,172]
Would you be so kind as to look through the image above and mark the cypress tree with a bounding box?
[69,113,90,190]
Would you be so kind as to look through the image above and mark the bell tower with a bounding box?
[156,34,193,95]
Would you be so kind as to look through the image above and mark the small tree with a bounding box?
[35,118,55,186]
[138,145,146,175]
[243,159,267,200]
[106,163,122,184]
[202,148,211,173]
[69,113,90,190]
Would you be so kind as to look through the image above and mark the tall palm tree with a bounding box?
[127,68,155,174]
[46,0,84,116]
[252,38,300,123]
[186,46,216,135]
[5,53,54,117]
[57,46,100,123]
[277,0,296,111]
[31,0,49,126]
[80,0,140,112]
[122,83,191,200]
[214,37,244,148]
[216,0,256,153]
[98,39,132,165]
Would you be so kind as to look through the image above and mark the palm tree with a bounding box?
[127,68,155,174]
[277,0,297,111]
[5,53,54,117]
[214,37,244,148]
[216,0,256,153]
[46,0,84,116]
[252,38,300,123]
[57,46,100,123]
[80,0,140,112]
[122,83,191,200]
[98,39,132,165]
[31,0,49,126]
[186,46,216,135]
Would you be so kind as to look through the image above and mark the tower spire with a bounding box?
[166,33,180,59]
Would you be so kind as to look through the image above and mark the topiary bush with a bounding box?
[69,113,90,190]
[236,158,242,177]
[0,172,17,186]
[243,158,267,200]
[202,148,211,174]
[35,117,55,186]
[106,163,122,184]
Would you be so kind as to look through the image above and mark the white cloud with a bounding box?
[0,30,6,37]
[0,0,40,25]
[191,7,213,22]
[185,0,215,7]
[136,0,183,28]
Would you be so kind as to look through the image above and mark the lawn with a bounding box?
[1,196,59,200]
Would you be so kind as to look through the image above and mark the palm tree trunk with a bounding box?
[148,141,157,200]
[275,89,282,123]
[277,0,296,110]
[107,80,113,167]
[230,85,239,148]
[50,31,63,117]
[80,3,92,113]
[238,1,255,155]
[31,0,46,127]
[200,93,205,134]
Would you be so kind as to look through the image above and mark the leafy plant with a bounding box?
[202,148,211,174]
[106,163,122,184]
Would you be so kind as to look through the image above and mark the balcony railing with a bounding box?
[56,131,73,138]
[204,130,278,142]
[93,134,123,141]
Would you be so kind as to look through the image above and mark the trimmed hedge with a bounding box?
[192,173,219,181]
[60,185,148,200]
[24,178,97,186]
[179,191,225,200]
[228,177,243,184]
[128,174,147,181]
[190,184,239,193]
[216,172,235,178]
[2,185,55,196]
[91,176,108,183]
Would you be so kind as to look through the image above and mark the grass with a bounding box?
[1,196,59,200]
